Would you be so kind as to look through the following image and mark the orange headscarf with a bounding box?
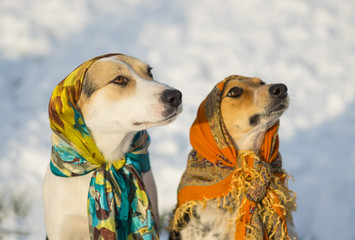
[172,76,296,239]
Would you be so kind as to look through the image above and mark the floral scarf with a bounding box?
[171,75,296,240]
[48,54,159,240]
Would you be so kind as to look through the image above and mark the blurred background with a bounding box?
[0,0,354,239]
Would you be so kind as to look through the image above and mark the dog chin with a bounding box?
[260,103,288,126]
[132,109,181,129]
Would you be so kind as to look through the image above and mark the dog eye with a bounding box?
[227,87,243,98]
[147,67,153,78]
[111,76,129,86]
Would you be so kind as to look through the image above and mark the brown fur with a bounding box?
[170,77,296,240]
[221,77,288,151]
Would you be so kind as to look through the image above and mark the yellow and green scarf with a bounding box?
[48,54,159,240]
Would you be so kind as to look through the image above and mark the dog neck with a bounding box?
[90,130,136,162]
[232,129,266,153]
[230,119,279,153]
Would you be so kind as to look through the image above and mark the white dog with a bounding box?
[43,54,182,239]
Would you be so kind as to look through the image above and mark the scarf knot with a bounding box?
[232,151,272,203]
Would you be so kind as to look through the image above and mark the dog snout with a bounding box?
[161,89,182,108]
[269,84,288,99]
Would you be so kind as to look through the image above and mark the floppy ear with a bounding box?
[81,73,97,98]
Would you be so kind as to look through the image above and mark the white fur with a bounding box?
[180,201,298,240]
[235,118,278,151]
[43,56,182,239]
[180,200,235,240]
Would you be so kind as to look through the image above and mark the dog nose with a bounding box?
[161,89,182,108]
[269,84,288,99]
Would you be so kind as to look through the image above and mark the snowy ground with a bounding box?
[0,0,354,239]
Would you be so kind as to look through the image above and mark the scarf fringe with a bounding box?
[170,201,197,232]
[231,152,297,239]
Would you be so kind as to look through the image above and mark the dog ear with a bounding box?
[81,73,97,98]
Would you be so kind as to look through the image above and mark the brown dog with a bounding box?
[170,75,297,240]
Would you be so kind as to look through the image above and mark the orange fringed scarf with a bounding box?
[171,76,296,239]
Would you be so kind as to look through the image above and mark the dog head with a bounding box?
[220,76,289,150]
[76,54,182,134]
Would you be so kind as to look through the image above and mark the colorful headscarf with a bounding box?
[49,54,159,240]
[171,75,296,240]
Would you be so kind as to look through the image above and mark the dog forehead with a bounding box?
[223,77,264,92]
[85,58,128,83]
[112,55,151,79]
[87,56,151,80]
[91,55,148,75]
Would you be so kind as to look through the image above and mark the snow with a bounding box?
[0,0,354,239]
